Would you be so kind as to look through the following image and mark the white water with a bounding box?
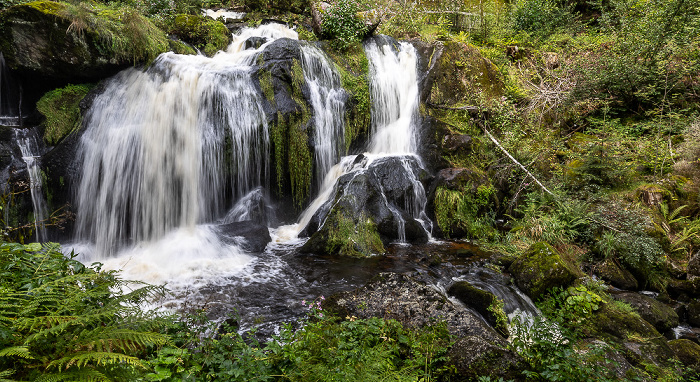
[15,128,48,241]
[300,45,346,190]
[276,38,428,241]
[74,26,296,258]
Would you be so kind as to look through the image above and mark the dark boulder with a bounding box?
[669,339,700,373]
[688,250,700,279]
[215,220,271,253]
[245,36,269,50]
[597,257,638,291]
[448,335,526,381]
[301,155,431,257]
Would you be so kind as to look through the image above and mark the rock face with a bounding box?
[448,281,509,337]
[611,292,679,333]
[669,339,700,373]
[301,155,431,257]
[0,1,170,101]
[508,242,578,301]
[323,272,525,380]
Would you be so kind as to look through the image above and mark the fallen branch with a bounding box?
[481,126,554,196]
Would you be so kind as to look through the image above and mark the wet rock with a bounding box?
[244,36,268,50]
[448,281,509,337]
[597,258,638,290]
[508,242,578,301]
[448,335,526,381]
[216,220,271,252]
[669,339,700,373]
[301,155,431,257]
[668,278,700,301]
[323,272,504,342]
[611,292,679,333]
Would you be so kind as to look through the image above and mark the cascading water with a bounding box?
[279,37,430,242]
[14,128,48,241]
[73,25,301,258]
[299,45,346,190]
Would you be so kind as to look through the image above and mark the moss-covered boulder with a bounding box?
[427,41,504,107]
[448,335,526,381]
[170,14,231,56]
[36,84,93,146]
[611,292,679,333]
[585,302,675,369]
[508,242,578,301]
[669,339,700,373]
[448,281,509,337]
[597,258,638,291]
[0,1,169,83]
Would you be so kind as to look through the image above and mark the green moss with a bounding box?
[36,83,93,146]
[171,14,230,56]
[327,44,370,151]
[325,210,385,257]
[508,242,579,300]
[288,114,312,208]
[26,0,62,16]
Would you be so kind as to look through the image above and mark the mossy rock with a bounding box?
[37,84,93,146]
[596,258,638,291]
[448,281,509,337]
[508,242,579,301]
[242,0,310,14]
[585,301,675,369]
[669,339,700,373]
[301,208,385,258]
[171,14,231,56]
[428,41,504,107]
[448,335,526,381]
[0,1,169,81]
[611,292,679,333]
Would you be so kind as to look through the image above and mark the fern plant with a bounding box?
[0,242,170,381]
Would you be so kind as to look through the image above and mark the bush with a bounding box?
[320,0,368,50]
[509,0,574,37]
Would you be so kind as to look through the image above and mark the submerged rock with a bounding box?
[216,220,271,253]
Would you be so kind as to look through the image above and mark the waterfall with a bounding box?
[277,37,430,242]
[74,25,299,258]
[14,128,48,241]
[299,44,346,190]
[364,38,420,155]
[0,52,21,127]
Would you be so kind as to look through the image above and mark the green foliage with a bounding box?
[509,0,574,37]
[0,242,170,381]
[36,84,93,146]
[509,315,619,381]
[170,14,230,56]
[145,305,453,381]
[320,0,368,50]
[509,193,590,246]
[324,210,385,257]
[434,185,497,240]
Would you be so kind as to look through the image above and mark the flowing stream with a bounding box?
[14,128,48,241]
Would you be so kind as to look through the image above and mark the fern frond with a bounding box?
[0,346,33,359]
[0,369,18,382]
[35,368,112,382]
[47,351,145,371]
[83,329,169,352]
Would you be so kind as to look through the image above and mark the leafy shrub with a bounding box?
[509,0,574,37]
[320,0,368,50]
[36,84,93,146]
